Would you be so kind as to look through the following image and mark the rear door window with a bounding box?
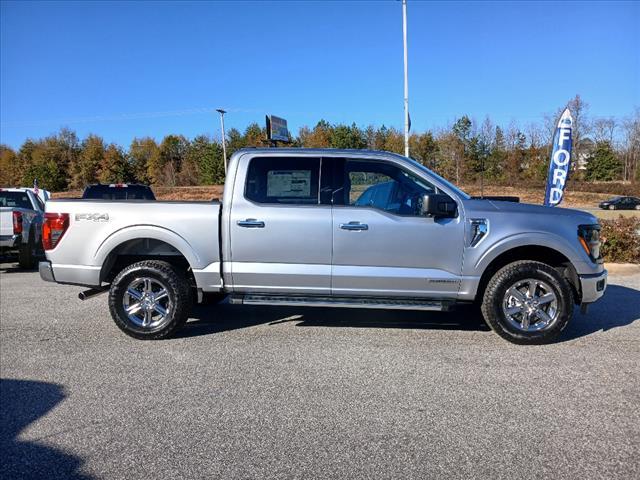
[245,157,320,205]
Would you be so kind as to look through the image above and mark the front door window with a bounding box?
[341,160,438,216]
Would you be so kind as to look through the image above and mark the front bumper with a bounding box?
[39,261,56,283]
[579,269,607,304]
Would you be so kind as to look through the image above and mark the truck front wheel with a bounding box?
[108,260,192,340]
[481,260,574,344]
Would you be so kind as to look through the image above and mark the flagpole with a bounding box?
[402,0,410,157]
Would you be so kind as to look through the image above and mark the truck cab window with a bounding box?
[344,160,437,216]
[0,192,32,209]
[245,157,320,205]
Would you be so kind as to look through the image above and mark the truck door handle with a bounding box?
[237,219,265,228]
[340,221,368,231]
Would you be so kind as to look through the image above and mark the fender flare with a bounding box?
[474,231,583,273]
[94,225,202,270]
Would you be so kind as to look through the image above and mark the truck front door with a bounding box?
[228,155,332,294]
[330,157,465,299]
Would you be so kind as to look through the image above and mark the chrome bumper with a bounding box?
[579,269,607,304]
[39,261,56,283]
[0,234,20,249]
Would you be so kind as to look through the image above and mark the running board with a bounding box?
[229,294,451,311]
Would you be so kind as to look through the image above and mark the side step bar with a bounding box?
[229,294,451,311]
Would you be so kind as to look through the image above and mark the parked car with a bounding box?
[598,196,640,210]
[39,149,607,344]
[0,188,49,268]
[82,183,156,200]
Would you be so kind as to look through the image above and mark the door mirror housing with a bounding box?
[419,193,457,218]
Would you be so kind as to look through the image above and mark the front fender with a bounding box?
[94,225,202,269]
[471,231,590,274]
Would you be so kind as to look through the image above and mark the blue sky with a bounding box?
[1,0,638,148]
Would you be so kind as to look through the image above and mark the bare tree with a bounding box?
[479,116,495,147]
[566,95,591,171]
[621,108,640,182]
[542,112,558,147]
[592,117,617,144]
[526,122,544,149]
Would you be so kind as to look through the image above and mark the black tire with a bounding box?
[609,205,615,210]
[481,260,574,345]
[18,232,36,269]
[108,260,192,340]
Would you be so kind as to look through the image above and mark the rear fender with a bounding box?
[94,225,202,270]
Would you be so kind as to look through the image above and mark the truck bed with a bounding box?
[44,199,223,290]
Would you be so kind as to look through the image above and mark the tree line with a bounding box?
[1,95,638,191]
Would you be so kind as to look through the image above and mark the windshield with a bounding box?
[0,191,32,209]
[405,157,471,199]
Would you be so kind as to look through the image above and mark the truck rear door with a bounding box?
[228,155,332,294]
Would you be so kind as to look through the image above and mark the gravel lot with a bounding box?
[1,262,639,479]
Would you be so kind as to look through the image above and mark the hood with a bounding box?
[464,198,598,224]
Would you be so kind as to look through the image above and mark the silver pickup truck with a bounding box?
[39,148,607,344]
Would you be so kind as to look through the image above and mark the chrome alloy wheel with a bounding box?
[122,277,173,330]
[502,278,559,332]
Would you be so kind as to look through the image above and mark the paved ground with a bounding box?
[1,262,639,480]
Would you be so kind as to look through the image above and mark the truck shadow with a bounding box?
[559,284,640,342]
[180,284,639,341]
[0,257,40,273]
[179,302,491,338]
[0,378,93,479]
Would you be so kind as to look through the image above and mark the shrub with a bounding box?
[600,216,640,263]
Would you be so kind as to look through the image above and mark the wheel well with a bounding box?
[476,246,581,304]
[100,238,194,285]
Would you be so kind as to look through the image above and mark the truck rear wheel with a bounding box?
[108,260,192,340]
[481,260,574,344]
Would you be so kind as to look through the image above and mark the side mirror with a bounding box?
[419,193,457,218]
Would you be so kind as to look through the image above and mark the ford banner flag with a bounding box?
[544,108,573,207]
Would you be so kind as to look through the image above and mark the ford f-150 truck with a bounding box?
[39,149,607,344]
[1,188,49,268]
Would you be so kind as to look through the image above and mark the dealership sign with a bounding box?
[544,108,573,207]
[266,115,290,142]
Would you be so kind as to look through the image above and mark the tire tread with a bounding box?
[108,260,191,340]
[481,260,574,344]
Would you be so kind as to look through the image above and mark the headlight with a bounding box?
[578,224,602,262]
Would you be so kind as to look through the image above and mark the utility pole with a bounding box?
[216,109,227,173]
[402,0,410,157]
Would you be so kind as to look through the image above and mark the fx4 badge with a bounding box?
[75,213,109,222]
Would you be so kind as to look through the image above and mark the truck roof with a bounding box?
[233,147,407,159]
[0,187,50,202]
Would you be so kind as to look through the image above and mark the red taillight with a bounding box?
[42,213,70,250]
[12,211,23,235]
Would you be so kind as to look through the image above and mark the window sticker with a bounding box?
[267,170,312,197]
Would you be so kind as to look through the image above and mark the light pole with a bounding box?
[402,0,410,157]
[216,109,227,173]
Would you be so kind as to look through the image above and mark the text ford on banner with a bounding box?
[544,108,573,207]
